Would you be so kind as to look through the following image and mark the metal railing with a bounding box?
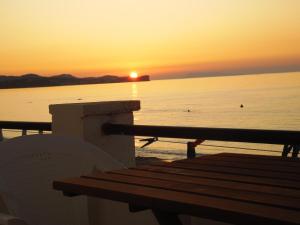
[0,121,52,141]
[102,123,300,144]
[103,123,300,158]
[1,121,299,158]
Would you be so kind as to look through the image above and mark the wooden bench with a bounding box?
[53,153,300,225]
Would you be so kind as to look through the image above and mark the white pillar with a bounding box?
[49,100,140,167]
[49,101,158,225]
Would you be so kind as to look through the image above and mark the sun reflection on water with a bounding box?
[131,83,138,99]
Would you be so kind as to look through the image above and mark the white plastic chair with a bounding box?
[0,213,27,225]
[0,134,123,225]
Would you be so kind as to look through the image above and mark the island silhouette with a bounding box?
[0,74,150,89]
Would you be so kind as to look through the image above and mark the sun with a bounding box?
[130,71,138,79]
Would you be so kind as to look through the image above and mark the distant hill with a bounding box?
[0,74,150,89]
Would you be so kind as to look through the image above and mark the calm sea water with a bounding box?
[1,72,299,160]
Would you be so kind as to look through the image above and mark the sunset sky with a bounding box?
[0,0,299,78]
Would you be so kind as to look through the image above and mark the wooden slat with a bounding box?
[53,177,300,225]
[207,153,300,166]
[85,171,300,210]
[175,158,300,174]
[221,153,299,160]
[180,157,300,169]
[154,161,300,181]
[133,166,300,195]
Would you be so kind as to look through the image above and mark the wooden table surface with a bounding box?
[53,153,300,225]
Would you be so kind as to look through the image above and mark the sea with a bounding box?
[0,72,299,160]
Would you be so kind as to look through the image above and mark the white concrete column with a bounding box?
[49,101,160,225]
[49,101,140,167]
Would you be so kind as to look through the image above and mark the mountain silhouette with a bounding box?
[0,74,150,89]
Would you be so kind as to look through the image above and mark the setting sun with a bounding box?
[130,71,138,79]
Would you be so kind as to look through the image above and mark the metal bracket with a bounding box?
[152,209,183,225]
[128,204,148,212]
[282,144,300,158]
[139,137,158,148]
[63,191,80,197]
[128,204,182,225]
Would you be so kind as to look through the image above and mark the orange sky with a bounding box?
[0,0,299,77]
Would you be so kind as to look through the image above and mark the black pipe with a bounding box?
[103,123,300,145]
[0,121,52,131]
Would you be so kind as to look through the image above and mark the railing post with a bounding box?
[292,145,300,158]
[0,128,3,142]
[186,139,205,159]
[187,142,196,159]
[22,130,27,136]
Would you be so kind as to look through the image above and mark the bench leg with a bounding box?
[152,210,183,225]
